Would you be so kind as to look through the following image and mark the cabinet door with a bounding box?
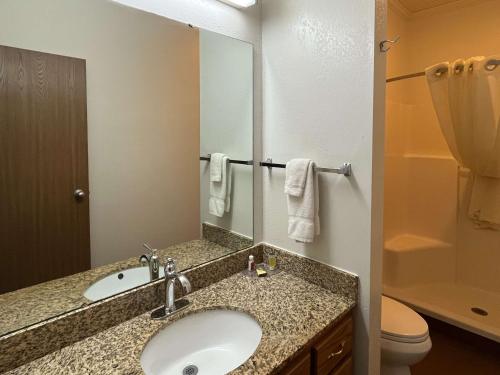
[330,357,352,375]
[313,316,353,375]
[280,351,311,375]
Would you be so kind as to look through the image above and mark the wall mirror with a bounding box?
[0,0,254,336]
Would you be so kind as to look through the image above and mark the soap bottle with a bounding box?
[248,255,256,272]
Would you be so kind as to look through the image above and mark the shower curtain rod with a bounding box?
[386,59,500,83]
[386,71,425,83]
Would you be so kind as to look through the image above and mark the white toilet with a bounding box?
[381,296,432,375]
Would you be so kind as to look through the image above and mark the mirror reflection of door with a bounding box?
[0,45,90,293]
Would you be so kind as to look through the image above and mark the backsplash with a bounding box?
[262,244,358,301]
[202,222,253,250]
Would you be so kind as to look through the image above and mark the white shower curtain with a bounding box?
[426,55,500,229]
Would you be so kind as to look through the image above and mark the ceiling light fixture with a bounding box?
[218,0,256,8]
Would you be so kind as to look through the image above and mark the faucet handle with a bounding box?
[164,257,176,275]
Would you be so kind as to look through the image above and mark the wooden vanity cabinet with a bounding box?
[277,313,353,375]
[279,352,311,375]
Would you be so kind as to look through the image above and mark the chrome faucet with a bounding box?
[139,243,160,281]
[151,258,191,320]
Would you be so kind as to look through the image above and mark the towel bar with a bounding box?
[259,158,352,177]
[199,155,253,165]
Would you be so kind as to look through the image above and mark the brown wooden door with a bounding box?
[0,45,90,293]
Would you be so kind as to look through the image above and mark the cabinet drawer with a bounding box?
[330,356,352,375]
[280,351,311,375]
[313,316,353,375]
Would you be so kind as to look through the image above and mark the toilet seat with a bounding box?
[381,296,429,344]
[382,330,429,344]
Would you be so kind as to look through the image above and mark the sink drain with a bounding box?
[183,365,198,375]
[471,307,488,316]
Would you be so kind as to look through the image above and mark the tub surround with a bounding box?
[5,270,355,375]
[0,244,357,373]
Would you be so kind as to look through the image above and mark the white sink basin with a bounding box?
[84,267,164,301]
[140,309,262,375]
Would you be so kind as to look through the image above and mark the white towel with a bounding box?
[209,155,232,217]
[284,158,310,197]
[210,153,224,182]
[285,159,320,243]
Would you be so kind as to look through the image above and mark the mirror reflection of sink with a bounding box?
[83,267,165,302]
[140,309,262,375]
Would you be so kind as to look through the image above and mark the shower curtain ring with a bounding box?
[485,59,500,71]
[379,36,400,53]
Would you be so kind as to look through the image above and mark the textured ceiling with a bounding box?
[398,0,462,12]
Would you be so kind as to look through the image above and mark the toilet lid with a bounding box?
[381,296,429,343]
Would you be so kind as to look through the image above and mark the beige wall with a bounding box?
[385,0,500,292]
[0,0,200,267]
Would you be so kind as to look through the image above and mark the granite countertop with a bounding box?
[0,239,236,337]
[5,270,355,375]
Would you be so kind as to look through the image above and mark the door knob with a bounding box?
[74,189,86,201]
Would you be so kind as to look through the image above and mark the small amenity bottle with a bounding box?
[267,253,277,271]
[248,255,256,272]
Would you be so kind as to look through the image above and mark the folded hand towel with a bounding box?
[209,155,232,217]
[285,159,320,243]
[210,153,224,182]
[285,158,310,196]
